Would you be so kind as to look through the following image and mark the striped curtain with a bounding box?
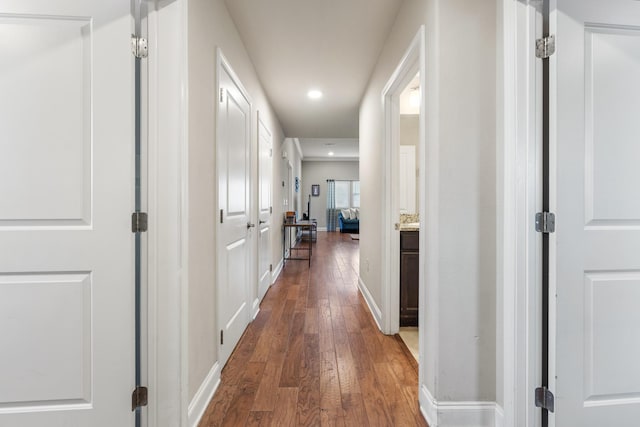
[326,179,338,232]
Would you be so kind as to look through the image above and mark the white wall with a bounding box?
[186,0,285,412]
[301,161,360,228]
[359,0,497,410]
[401,115,420,210]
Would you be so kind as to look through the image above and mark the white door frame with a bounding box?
[499,0,543,425]
[145,0,189,426]
[381,27,425,336]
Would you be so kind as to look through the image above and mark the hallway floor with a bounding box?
[199,232,428,426]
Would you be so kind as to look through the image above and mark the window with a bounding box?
[335,180,360,208]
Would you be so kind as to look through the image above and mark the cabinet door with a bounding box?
[400,251,419,326]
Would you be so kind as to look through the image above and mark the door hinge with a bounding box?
[220,209,224,224]
[131,386,148,411]
[269,263,273,272]
[132,212,148,233]
[269,206,273,214]
[220,88,226,103]
[269,148,273,158]
[220,330,224,345]
[535,212,555,233]
[535,35,555,59]
[535,386,555,412]
[131,35,148,59]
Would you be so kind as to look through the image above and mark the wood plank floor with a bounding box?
[199,232,428,427]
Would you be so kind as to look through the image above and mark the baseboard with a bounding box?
[272,258,283,283]
[187,362,221,427]
[420,384,500,427]
[252,299,260,319]
[316,226,327,231]
[357,275,382,331]
[420,384,438,426]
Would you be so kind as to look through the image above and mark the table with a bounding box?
[282,220,317,267]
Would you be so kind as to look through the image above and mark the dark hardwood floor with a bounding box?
[199,231,428,426]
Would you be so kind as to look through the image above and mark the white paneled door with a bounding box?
[552,0,640,425]
[257,114,272,302]
[217,51,252,366]
[0,1,135,426]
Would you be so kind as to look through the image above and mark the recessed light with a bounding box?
[308,89,323,100]
[328,151,334,156]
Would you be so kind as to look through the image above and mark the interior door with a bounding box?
[217,52,252,366]
[552,1,640,425]
[257,114,272,301]
[0,1,135,426]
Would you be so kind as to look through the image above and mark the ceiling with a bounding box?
[224,0,404,140]
[297,138,359,161]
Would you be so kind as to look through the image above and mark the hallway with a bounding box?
[199,232,427,426]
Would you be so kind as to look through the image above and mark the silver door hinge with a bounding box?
[220,209,224,224]
[269,148,273,158]
[535,212,555,233]
[270,206,273,214]
[536,35,555,59]
[132,212,148,233]
[131,386,148,411]
[220,88,226,103]
[220,330,224,345]
[131,35,148,59]
[269,264,273,272]
[535,386,555,412]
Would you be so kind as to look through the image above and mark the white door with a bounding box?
[552,1,640,425]
[217,52,252,366]
[0,1,135,426]
[257,114,272,301]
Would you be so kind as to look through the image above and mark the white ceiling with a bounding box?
[224,0,404,139]
[297,138,359,161]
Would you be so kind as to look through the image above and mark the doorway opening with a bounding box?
[397,72,421,362]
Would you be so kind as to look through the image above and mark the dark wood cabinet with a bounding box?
[400,231,419,326]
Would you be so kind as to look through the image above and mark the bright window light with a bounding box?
[328,151,334,156]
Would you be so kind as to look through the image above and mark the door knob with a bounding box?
[259,220,266,224]
[247,222,256,229]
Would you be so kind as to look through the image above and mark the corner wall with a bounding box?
[358,0,497,420]
[186,0,285,420]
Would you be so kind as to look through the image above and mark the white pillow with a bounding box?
[341,208,351,219]
[353,208,360,219]
[350,208,358,219]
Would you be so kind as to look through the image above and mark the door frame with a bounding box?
[145,0,189,426]
[499,0,543,426]
[381,26,425,336]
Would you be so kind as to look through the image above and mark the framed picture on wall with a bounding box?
[311,184,320,196]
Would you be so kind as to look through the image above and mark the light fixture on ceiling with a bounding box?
[307,89,323,100]
[328,151,334,156]
[409,86,420,108]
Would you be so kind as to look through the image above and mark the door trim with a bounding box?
[381,26,425,336]
[499,0,543,426]
[145,0,189,426]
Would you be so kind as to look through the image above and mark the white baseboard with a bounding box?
[357,275,382,331]
[272,258,283,283]
[187,362,221,427]
[252,299,260,319]
[316,226,327,231]
[420,384,500,427]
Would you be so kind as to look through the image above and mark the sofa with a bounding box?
[338,208,359,233]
